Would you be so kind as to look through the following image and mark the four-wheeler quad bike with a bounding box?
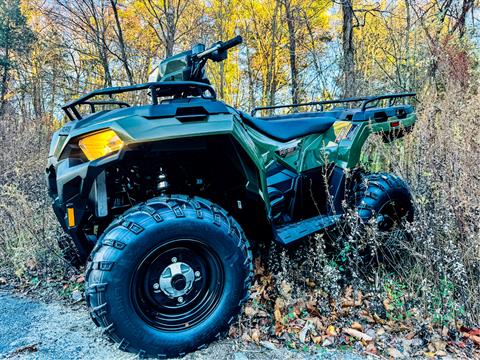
[46,35,416,357]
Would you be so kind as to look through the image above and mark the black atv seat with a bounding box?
[239,111,337,142]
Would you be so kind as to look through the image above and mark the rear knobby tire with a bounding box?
[354,172,414,227]
[352,172,415,264]
[85,195,253,358]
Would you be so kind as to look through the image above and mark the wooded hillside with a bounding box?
[0,0,477,119]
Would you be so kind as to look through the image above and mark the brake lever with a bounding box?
[193,43,221,60]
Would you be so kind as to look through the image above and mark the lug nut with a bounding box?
[178,296,184,303]
[171,257,177,263]
[153,283,160,290]
[195,271,201,277]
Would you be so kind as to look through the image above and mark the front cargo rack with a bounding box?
[251,92,416,117]
[62,81,216,121]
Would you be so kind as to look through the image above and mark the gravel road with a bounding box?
[0,290,367,360]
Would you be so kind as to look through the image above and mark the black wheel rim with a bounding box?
[376,201,400,231]
[131,239,224,331]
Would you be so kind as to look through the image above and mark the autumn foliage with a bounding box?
[0,0,479,358]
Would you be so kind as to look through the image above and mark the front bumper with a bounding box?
[46,151,123,260]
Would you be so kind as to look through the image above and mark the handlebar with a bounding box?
[219,35,243,52]
[194,36,243,60]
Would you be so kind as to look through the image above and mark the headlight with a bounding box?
[78,129,124,161]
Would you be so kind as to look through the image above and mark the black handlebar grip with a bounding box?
[220,35,243,51]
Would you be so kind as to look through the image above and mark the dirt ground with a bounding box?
[0,290,368,360]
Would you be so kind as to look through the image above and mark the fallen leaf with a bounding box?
[431,339,447,352]
[373,313,386,324]
[251,329,260,343]
[306,317,323,331]
[406,331,415,340]
[351,321,363,331]
[366,343,377,355]
[355,291,363,306]
[383,298,391,311]
[463,332,480,346]
[327,325,337,336]
[274,322,283,336]
[26,258,37,271]
[241,333,251,342]
[442,326,449,338]
[306,300,319,315]
[274,309,282,322]
[436,350,447,357]
[343,328,373,342]
[244,306,256,317]
[257,310,268,317]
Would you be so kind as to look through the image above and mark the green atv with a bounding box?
[46,36,415,357]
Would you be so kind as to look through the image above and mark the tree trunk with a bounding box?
[404,0,411,90]
[165,4,175,57]
[284,0,299,105]
[341,0,356,97]
[110,0,134,85]
[265,0,280,106]
[245,43,255,109]
[452,0,474,37]
[0,47,10,117]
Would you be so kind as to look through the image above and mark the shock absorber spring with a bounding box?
[156,167,169,193]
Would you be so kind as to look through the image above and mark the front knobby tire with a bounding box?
[85,195,253,358]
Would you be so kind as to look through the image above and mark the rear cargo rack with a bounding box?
[251,92,416,116]
[62,81,216,121]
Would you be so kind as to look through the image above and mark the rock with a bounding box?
[322,337,334,347]
[411,338,423,347]
[71,290,83,302]
[402,339,413,352]
[299,321,315,343]
[0,277,7,285]
[260,341,277,350]
[387,348,404,358]
[365,329,376,340]
[234,352,249,360]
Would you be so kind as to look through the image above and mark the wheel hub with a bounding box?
[157,261,195,298]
